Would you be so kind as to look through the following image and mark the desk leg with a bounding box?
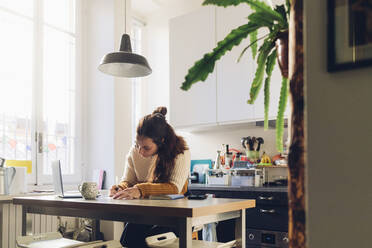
[235,209,246,248]
[93,219,100,240]
[21,206,27,236]
[177,217,192,248]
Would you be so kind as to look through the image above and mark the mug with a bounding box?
[78,182,98,200]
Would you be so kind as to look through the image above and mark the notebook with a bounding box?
[51,160,82,198]
[149,194,185,200]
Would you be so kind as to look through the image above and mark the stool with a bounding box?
[145,232,236,248]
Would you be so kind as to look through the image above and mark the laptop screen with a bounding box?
[51,160,64,195]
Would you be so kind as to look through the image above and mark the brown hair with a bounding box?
[136,106,188,183]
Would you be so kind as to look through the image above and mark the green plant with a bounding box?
[180,0,290,152]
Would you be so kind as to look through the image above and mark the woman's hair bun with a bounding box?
[152,106,167,116]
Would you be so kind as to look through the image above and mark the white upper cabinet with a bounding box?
[169,6,289,129]
[169,7,217,128]
[216,5,255,123]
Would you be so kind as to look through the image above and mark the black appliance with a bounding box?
[246,229,288,248]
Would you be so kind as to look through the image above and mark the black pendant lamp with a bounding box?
[98,0,152,78]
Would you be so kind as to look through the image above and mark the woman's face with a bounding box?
[136,136,158,158]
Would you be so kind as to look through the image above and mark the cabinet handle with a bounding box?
[259,209,276,213]
[258,196,274,200]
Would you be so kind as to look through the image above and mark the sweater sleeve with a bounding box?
[118,147,137,189]
[135,182,178,197]
[168,149,191,193]
[135,181,188,198]
[135,149,190,197]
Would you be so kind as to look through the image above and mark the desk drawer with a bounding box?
[255,192,288,206]
[188,189,288,206]
[246,205,288,231]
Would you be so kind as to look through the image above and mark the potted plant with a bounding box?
[180,0,290,152]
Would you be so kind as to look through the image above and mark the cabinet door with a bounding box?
[246,205,288,231]
[169,7,217,128]
[216,5,255,123]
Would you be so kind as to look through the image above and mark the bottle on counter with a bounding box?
[224,144,233,169]
[233,152,242,168]
[214,150,221,170]
[220,144,226,166]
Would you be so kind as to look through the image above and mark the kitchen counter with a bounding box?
[188,183,288,192]
[188,183,289,242]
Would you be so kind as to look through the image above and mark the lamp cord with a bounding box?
[124,0,127,34]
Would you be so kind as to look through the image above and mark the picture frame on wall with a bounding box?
[328,0,372,72]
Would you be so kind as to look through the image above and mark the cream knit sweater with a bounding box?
[118,146,191,197]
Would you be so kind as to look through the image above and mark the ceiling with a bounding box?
[132,0,287,16]
[131,0,171,16]
[131,0,158,16]
[131,0,195,17]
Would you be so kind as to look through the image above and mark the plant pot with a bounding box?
[246,150,260,162]
[275,30,289,78]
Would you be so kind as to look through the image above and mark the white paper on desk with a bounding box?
[25,238,83,248]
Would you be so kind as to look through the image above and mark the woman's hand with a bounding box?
[113,186,141,200]
[109,185,121,197]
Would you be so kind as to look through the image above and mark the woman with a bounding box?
[109,106,190,247]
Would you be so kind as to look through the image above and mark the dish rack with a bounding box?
[206,169,231,185]
[206,168,263,187]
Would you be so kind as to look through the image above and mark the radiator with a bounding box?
[1,203,58,248]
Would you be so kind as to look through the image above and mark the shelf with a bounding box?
[256,165,288,168]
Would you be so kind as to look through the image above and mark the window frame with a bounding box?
[0,0,83,185]
[37,0,83,184]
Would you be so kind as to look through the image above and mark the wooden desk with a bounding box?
[13,196,255,248]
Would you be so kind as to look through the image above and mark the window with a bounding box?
[0,0,81,184]
[131,18,145,142]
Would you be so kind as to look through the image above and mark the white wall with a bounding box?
[141,0,204,114]
[305,1,372,247]
[179,125,286,160]
[83,0,115,187]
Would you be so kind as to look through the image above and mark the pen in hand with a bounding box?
[109,184,122,197]
[109,176,120,197]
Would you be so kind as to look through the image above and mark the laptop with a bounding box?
[51,160,82,198]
